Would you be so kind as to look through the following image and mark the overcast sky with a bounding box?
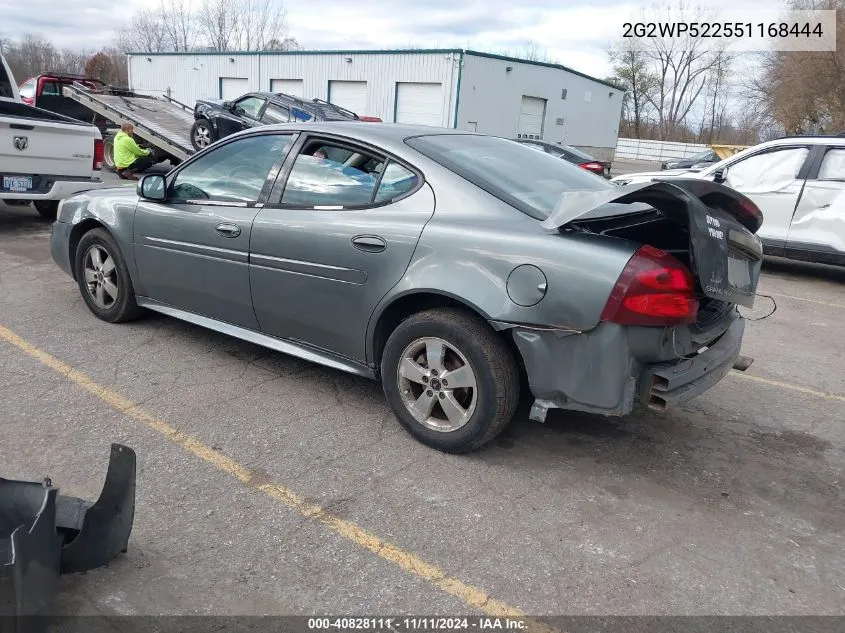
[2,0,787,79]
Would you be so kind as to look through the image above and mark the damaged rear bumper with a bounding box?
[0,444,136,622]
[512,315,747,422]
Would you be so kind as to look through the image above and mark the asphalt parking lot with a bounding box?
[1,188,843,619]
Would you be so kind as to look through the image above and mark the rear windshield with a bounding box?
[562,144,595,161]
[18,79,35,99]
[405,134,611,220]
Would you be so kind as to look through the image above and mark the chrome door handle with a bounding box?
[351,235,386,252]
[215,223,241,238]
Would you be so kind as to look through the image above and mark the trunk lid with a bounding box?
[544,179,763,308]
[1,101,96,180]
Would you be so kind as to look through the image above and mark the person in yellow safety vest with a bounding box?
[113,123,157,180]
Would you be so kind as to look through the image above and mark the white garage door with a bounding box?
[517,96,547,140]
[220,77,249,100]
[270,79,304,97]
[328,81,367,115]
[395,82,443,126]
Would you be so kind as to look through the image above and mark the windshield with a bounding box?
[406,134,612,220]
[562,144,595,161]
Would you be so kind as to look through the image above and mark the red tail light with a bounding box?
[579,161,604,172]
[93,138,104,171]
[21,96,34,106]
[600,245,699,326]
[358,116,382,122]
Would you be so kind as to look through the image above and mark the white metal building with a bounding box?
[127,49,624,159]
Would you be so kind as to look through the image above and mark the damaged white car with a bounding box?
[613,136,845,267]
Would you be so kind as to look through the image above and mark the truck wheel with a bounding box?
[33,201,60,220]
[190,120,216,151]
[103,137,116,172]
[380,308,520,453]
[74,228,142,323]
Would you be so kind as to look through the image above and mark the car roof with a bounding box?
[260,121,475,142]
[761,135,845,147]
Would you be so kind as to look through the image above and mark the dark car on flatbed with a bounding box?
[190,91,382,150]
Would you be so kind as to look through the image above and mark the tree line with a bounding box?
[606,0,845,145]
[117,0,300,54]
[0,0,298,86]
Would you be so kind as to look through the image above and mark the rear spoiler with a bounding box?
[542,179,764,234]
[1,444,136,619]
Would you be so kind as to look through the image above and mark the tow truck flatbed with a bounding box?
[62,84,195,165]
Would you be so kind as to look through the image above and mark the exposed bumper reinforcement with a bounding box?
[640,317,746,411]
[0,444,136,626]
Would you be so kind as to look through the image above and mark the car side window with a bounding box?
[41,81,60,96]
[374,162,420,203]
[261,103,290,124]
[234,96,265,119]
[280,139,388,208]
[169,134,294,204]
[816,148,845,181]
[725,147,810,193]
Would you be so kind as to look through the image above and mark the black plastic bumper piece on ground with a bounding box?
[0,444,136,632]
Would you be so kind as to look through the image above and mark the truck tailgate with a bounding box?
[1,104,95,180]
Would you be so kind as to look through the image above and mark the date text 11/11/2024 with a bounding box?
[622,22,824,39]
[307,618,527,631]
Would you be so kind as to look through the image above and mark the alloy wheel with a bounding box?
[83,244,119,309]
[194,127,211,147]
[397,337,478,432]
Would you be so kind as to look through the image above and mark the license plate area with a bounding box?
[2,175,33,193]
[690,210,762,308]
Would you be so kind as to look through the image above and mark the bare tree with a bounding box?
[264,37,302,51]
[608,39,657,138]
[700,54,731,143]
[234,0,290,51]
[59,49,90,74]
[159,0,197,52]
[117,9,169,53]
[197,0,239,52]
[640,1,730,140]
[746,0,845,135]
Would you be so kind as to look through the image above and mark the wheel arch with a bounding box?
[68,219,111,281]
[367,288,534,381]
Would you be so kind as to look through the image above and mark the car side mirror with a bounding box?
[713,166,728,183]
[222,100,233,110]
[137,174,166,201]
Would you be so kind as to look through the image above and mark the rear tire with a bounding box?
[190,119,216,151]
[33,201,59,220]
[380,308,520,453]
[103,137,116,172]
[74,228,142,323]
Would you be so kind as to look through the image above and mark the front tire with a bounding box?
[190,119,216,151]
[74,228,142,323]
[33,200,59,220]
[381,308,520,453]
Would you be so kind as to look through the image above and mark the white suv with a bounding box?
[612,136,845,267]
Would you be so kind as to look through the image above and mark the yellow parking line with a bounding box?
[763,291,845,310]
[731,371,845,403]
[0,323,551,630]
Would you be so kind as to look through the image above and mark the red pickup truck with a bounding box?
[18,73,112,129]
